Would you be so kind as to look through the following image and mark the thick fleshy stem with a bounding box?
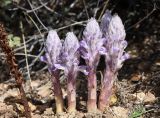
[87,68,97,112]
[51,71,64,113]
[98,70,115,111]
[67,72,76,112]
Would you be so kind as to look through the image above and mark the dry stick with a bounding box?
[23,12,45,70]
[38,0,55,12]
[27,0,48,30]
[0,24,31,118]
[20,21,32,91]
[57,21,87,31]
[27,2,48,13]
[126,4,156,31]
[24,12,43,37]
[94,0,101,18]
[0,53,38,58]
[83,0,89,19]
[98,0,109,21]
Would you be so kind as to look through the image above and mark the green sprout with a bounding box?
[8,34,21,47]
[129,105,146,118]
[0,0,12,7]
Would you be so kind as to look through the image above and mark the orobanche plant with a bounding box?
[98,10,129,111]
[55,32,80,112]
[41,30,64,113]
[41,10,129,113]
[80,18,104,112]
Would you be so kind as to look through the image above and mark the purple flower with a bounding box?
[40,30,64,113]
[80,18,104,112]
[40,30,62,72]
[55,32,80,76]
[100,10,112,37]
[98,10,130,111]
[53,32,80,112]
[80,18,103,68]
[100,11,129,72]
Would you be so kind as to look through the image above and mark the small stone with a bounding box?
[144,92,156,103]
[112,106,129,118]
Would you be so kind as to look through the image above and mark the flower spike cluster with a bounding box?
[41,31,80,113]
[98,10,130,111]
[41,10,129,113]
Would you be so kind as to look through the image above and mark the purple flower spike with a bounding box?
[41,30,64,113]
[41,30,62,72]
[81,18,103,67]
[101,12,129,72]
[55,32,80,112]
[81,18,103,112]
[101,10,126,41]
[98,11,129,111]
[57,32,80,75]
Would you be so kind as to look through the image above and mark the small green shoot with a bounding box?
[0,0,12,7]
[129,105,145,118]
[8,34,21,47]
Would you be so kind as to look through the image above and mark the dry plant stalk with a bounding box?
[0,24,31,118]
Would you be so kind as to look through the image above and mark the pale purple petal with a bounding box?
[80,47,89,60]
[40,55,47,63]
[99,47,107,55]
[80,40,89,51]
[54,63,66,70]
[120,53,130,62]
[78,66,89,75]
[100,10,112,36]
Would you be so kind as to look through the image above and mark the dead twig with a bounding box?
[26,0,48,30]
[82,0,89,19]
[20,20,32,91]
[0,24,31,118]
[98,0,110,20]
[126,3,156,31]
